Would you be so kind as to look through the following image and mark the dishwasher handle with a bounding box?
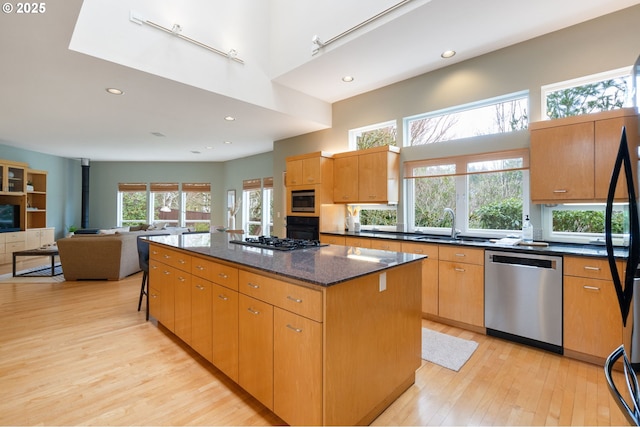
[489,254,556,269]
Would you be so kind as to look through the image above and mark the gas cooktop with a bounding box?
[230,236,328,251]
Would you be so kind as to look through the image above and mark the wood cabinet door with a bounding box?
[401,242,439,315]
[438,261,484,326]
[285,159,303,186]
[191,278,212,362]
[212,282,239,382]
[530,122,594,202]
[149,261,175,331]
[273,308,323,426]
[302,157,322,184]
[344,236,371,248]
[358,151,389,202]
[594,116,639,200]
[564,275,622,358]
[173,270,192,345]
[320,234,346,245]
[238,294,274,410]
[333,156,358,203]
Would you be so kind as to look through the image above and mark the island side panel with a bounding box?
[323,261,422,426]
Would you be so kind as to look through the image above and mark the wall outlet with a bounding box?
[379,272,387,292]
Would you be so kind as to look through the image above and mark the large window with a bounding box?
[542,203,629,245]
[404,92,529,146]
[117,183,148,227]
[242,177,273,237]
[118,181,211,230]
[404,150,529,236]
[542,67,632,119]
[182,183,212,231]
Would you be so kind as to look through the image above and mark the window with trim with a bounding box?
[540,67,633,245]
[542,67,632,119]
[348,120,397,150]
[347,121,398,229]
[182,183,211,231]
[117,183,148,227]
[404,92,529,146]
[151,183,180,228]
[404,150,530,236]
[242,177,273,237]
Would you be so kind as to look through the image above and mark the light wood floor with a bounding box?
[0,260,631,426]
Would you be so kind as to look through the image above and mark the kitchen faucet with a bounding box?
[443,208,460,239]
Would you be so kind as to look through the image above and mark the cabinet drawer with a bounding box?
[344,236,371,248]
[239,271,323,322]
[210,262,239,291]
[369,239,402,252]
[564,256,622,281]
[5,232,25,243]
[320,234,346,246]
[151,246,191,272]
[401,242,438,259]
[438,245,484,265]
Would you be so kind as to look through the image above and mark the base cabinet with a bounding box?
[438,246,484,327]
[273,308,323,426]
[563,256,624,360]
[149,243,421,426]
[238,294,274,410]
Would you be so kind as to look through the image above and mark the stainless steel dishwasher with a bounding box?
[485,250,563,354]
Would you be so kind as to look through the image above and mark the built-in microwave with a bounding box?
[291,189,315,212]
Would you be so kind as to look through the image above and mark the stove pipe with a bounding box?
[81,158,90,229]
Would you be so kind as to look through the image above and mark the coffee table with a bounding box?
[13,247,60,277]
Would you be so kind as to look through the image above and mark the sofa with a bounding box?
[57,228,189,281]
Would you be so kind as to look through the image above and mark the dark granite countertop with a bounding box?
[146,232,425,287]
[321,230,630,259]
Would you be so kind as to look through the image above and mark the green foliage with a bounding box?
[546,79,627,119]
[470,198,522,230]
[122,192,147,221]
[356,126,397,150]
[552,210,624,234]
[359,209,397,226]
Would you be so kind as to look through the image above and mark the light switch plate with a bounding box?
[379,272,387,292]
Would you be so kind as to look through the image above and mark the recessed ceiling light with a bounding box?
[441,50,456,59]
[224,116,235,121]
[191,150,201,154]
[150,132,165,137]
[342,76,354,82]
[224,141,232,145]
[106,87,124,95]
[205,146,214,150]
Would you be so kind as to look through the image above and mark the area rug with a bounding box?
[0,263,65,283]
[422,328,478,371]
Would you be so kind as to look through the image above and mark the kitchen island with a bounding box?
[146,232,425,426]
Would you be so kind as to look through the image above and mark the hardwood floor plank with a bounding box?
[0,265,632,426]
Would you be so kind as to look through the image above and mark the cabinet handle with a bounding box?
[151,265,158,270]
[368,195,377,199]
[179,259,187,264]
[414,249,424,254]
[553,189,568,193]
[246,282,260,289]
[163,254,171,259]
[178,276,186,282]
[218,273,229,279]
[247,307,260,315]
[454,267,466,273]
[286,324,303,333]
[218,294,229,301]
[150,293,158,298]
[455,253,466,257]
[163,270,171,275]
[583,266,601,271]
[195,284,205,290]
[195,265,205,271]
[287,295,303,303]
[583,285,600,291]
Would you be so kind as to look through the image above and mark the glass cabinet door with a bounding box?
[7,166,24,193]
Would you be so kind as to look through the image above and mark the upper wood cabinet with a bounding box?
[285,151,333,187]
[0,160,27,194]
[333,145,400,204]
[529,108,639,203]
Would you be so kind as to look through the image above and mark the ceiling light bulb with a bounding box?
[342,76,354,83]
[224,116,235,121]
[228,49,238,59]
[106,88,123,95]
[441,50,456,59]
[224,141,232,145]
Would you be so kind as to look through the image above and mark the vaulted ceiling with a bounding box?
[1,0,638,162]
